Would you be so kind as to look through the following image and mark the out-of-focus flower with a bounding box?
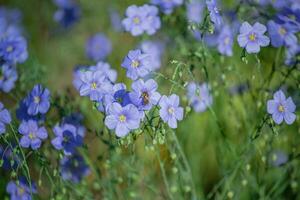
[0,145,20,170]
[129,79,161,111]
[186,0,204,23]
[89,62,117,83]
[0,64,18,93]
[267,20,298,47]
[51,123,83,155]
[267,90,296,125]
[0,102,11,134]
[187,82,213,113]
[121,49,151,80]
[285,44,300,65]
[26,84,51,116]
[109,9,123,32]
[60,152,90,183]
[62,113,86,137]
[18,120,48,150]
[217,25,233,56]
[122,4,161,36]
[78,70,112,101]
[140,40,164,71]
[151,0,183,14]
[159,94,183,128]
[276,8,300,31]
[0,36,28,64]
[206,0,222,27]
[105,102,141,137]
[0,7,23,37]
[53,0,81,28]
[237,22,270,53]
[269,150,288,167]
[85,33,112,62]
[6,177,37,200]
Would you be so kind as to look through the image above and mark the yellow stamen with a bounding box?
[119,114,126,122]
[131,60,139,68]
[279,27,286,36]
[224,37,230,45]
[6,45,13,52]
[278,105,284,112]
[133,17,140,24]
[29,133,35,139]
[34,96,40,103]
[91,82,97,89]
[168,107,174,114]
[249,33,256,41]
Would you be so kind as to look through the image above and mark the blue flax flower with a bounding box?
[237,22,270,53]
[85,33,112,62]
[0,64,18,93]
[53,0,81,28]
[51,123,83,155]
[187,82,213,113]
[140,40,164,71]
[186,0,204,23]
[26,84,51,116]
[18,120,48,150]
[121,49,151,80]
[267,20,298,47]
[6,177,37,200]
[217,25,233,56]
[129,79,161,111]
[151,0,183,14]
[159,94,183,128]
[0,35,28,64]
[206,0,222,27]
[0,102,11,134]
[267,90,296,125]
[105,103,141,137]
[0,145,20,170]
[89,61,117,83]
[60,152,90,183]
[79,70,112,101]
[141,4,161,35]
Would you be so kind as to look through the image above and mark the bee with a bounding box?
[141,92,149,105]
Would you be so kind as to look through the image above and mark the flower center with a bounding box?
[6,45,13,52]
[91,82,97,89]
[278,105,284,113]
[133,17,140,24]
[224,37,230,45]
[279,27,286,36]
[131,60,140,68]
[141,91,149,105]
[119,114,126,122]
[168,107,174,114]
[18,187,25,195]
[249,33,256,41]
[288,14,296,21]
[34,96,40,103]
[29,133,36,139]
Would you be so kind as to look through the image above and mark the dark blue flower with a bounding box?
[53,0,81,28]
[0,145,20,170]
[85,33,112,62]
[60,152,90,183]
[0,63,18,93]
[51,123,83,155]
[16,98,45,122]
[26,84,51,116]
[6,177,37,200]
[0,102,11,135]
[0,35,28,64]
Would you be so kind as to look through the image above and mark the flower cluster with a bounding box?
[0,7,27,93]
[122,4,161,36]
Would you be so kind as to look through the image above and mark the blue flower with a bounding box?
[89,61,117,83]
[16,98,45,122]
[267,20,298,47]
[85,33,112,62]
[187,82,213,113]
[51,123,83,155]
[60,152,90,183]
[18,120,48,150]
[129,79,161,111]
[62,113,86,137]
[0,145,20,170]
[0,7,23,37]
[78,70,113,101]
[0,35,27,64]
[122,4,161,36]
[105,103,141,137]
[267,90,296,125]
[206,0,222,27]
[140,40,164,71]
[186,0,204,23]
[151,0,183,14]
[0,102,11,135]
[53,0,81,28]
[217,25,233,56]
[269,150,288,167]
[121,49,151,80]
[26,84,51,116]
[0,63,18,93]
[102,83,132,112]
[110,9,123,32]
[6,177,37,200]
[276,8,300,32]
[285,44,300,65]
[237,22,270,53]
[159,94,183,129]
